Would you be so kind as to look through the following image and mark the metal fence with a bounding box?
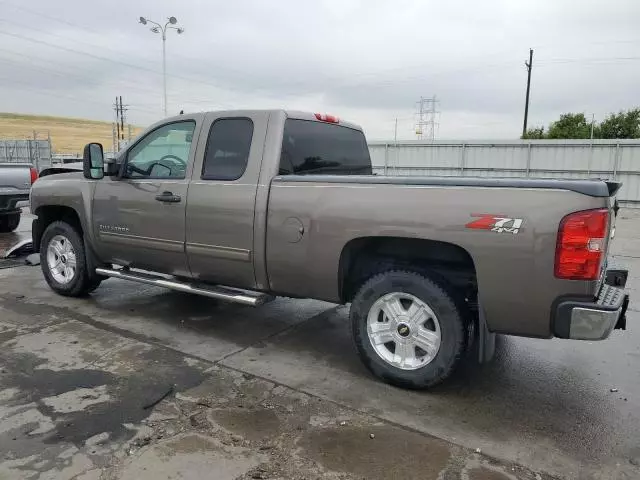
[7,136,640,205]
[368,139,640,206]
[0,139,52,171]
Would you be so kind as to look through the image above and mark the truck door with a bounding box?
[92,117,201,277]
[185,111,269,288]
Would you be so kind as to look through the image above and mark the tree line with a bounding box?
[522,108,640,139]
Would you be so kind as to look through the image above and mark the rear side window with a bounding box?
[201,118,254,181]
[279,119,372,175]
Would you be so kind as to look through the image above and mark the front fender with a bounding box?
[30,173,98,245]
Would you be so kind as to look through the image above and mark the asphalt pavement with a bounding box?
[0,209,639,479]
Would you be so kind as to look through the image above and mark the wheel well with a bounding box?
[33,206,83,252]
[339,237,478,306]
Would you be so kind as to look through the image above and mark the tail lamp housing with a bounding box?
[555,208,609,280]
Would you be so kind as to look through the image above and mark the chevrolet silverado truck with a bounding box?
[0,163,37,232]
[29,110,630,388]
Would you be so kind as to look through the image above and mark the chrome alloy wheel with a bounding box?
[366,292,441,370]
[46,234,77,284]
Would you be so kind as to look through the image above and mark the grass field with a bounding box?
[0,113,143,154]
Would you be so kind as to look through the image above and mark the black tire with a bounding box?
[350,270,467,389]
[0,212,20,233]
[40,221,102,296]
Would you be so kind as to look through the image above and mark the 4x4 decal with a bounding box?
[466,214,523,234]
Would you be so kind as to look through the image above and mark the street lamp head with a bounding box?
[176,28,184,34]
[139,16,147,25]
[168,16,177,25]
[150,26,160,33]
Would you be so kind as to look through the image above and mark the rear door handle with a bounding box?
[155,191,181,203]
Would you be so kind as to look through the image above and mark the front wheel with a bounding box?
[40,221,102,296]
[350,270,467,389]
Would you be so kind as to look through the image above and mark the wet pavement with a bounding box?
[0,207,34,268]
[0,210,639,479]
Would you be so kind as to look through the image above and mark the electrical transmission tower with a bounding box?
[414,95,439,141]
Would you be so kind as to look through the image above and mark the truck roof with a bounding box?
[159,109,364,132]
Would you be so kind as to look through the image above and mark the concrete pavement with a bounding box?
[1,210,639,479]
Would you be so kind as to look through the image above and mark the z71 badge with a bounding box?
[465,214,524,235]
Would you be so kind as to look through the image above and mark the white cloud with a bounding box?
[0,0,638,142]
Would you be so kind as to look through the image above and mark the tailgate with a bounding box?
[0,164,32,193]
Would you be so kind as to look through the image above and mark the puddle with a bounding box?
[299,424,451,480]
[208,407,282,442]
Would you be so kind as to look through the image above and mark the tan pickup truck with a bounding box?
[29,110,630,388]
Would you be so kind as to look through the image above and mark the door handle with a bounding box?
[155,191,181,203]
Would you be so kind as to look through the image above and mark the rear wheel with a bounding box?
[40,221,102,296]
[350,270,466,389]
[0,211,20,233]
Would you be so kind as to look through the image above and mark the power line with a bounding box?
[4,21,636,109]
[0,10,518,92]
[0,75,159,115]
[2,10,639,100]
[0,76,113,107]
[0,1,113,37]
[538,56,640,65]
[0,26,522,99]
[0,16,157,71]
[0,52,163,97]
[0,28,168,77]
[531,38,640,50]
[3,0,640,84]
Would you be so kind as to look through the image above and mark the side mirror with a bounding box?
[105,157,120,177]
[83,143,104,180]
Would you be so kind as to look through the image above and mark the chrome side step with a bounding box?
[95,267,274,306]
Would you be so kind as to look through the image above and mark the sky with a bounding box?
[0,0,639,140]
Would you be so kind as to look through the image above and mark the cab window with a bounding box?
[126,121,196,179]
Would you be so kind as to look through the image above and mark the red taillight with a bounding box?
[314,113,339,124]
[30,167,38,184]
[555,208,609,280]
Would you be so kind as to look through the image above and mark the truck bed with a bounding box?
[266,174,613,338]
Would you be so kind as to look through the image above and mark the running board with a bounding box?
[95,267,274,306]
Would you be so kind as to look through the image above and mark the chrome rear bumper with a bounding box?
[554,270,629,341]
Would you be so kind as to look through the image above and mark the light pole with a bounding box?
[138,16,184,116]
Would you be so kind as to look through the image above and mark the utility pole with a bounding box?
[112,122,117,155]
[119,95,125,143]
[113,96,129,151]
[115,96,121,151]
[522,48,533,137]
